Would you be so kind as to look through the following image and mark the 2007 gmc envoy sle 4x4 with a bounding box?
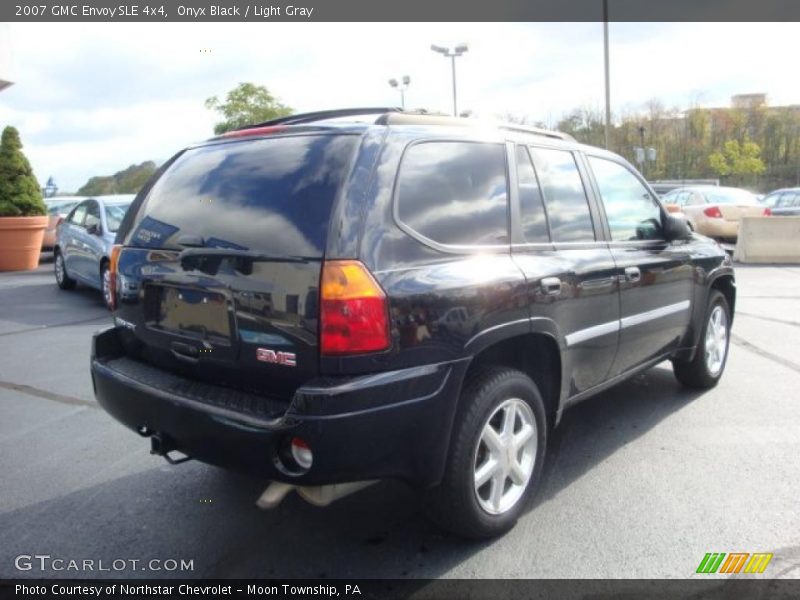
[91,108,734,538]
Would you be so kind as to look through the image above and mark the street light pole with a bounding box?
[388,76,411,109]
[431,43,469,116]
[603,0,611,149]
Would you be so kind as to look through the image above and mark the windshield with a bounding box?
[704,188,758,205]
[105,203,132,232]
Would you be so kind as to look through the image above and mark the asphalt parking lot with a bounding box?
[1,257,799,579]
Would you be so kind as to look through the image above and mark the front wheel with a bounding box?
[425,367,547,539]
[672,290,731,388]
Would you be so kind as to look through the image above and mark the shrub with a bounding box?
[0,126,46,217]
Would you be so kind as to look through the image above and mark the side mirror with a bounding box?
[663,214,691,242]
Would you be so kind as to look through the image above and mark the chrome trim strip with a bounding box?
[565,320,619,347]
[620,300,690,329]
[565,299,691,347]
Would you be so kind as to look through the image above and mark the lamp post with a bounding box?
[43,176,58,198]
[388,75,411,109]
[430,43,468,116]
[603,0,611,149]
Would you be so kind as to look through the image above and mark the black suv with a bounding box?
[91,108,734,538]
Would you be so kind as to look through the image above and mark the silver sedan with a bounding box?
[54,195,134,309]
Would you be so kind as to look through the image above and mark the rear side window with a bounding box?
[516,145,550,243]
[396,141,509,246]
[126,135,358,257]
[529,147,595,242]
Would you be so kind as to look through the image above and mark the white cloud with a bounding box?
[0,22,799,191]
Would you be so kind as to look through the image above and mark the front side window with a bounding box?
[588,157,662,241]
[529,147,594,242]
[396,141,509,246]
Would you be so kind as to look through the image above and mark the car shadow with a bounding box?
[0,365,704,581]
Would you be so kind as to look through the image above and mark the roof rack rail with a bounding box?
[243,107,403,129]
[496,123,574,142]
[377,112,574,141]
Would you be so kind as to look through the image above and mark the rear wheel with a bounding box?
[672,290,730,388]
[54,249,76,290]
[100,261,113,310]
[426,367,547,539]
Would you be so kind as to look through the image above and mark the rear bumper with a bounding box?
[91,327,467,487]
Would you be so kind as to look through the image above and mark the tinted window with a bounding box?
[127,135,358,256]
[84,201,101,229]
[588,157,662,241]
[516,146,549,243]
[397,142,508,246]
[763,193,781,208]
[68,203,87,226]
[705,188,758,205]
[529,147,594,242]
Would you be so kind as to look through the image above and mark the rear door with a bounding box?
[511,144,619,396]
[585,154,693,377]
[114,133,360,398]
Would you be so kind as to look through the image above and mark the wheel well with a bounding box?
[465,333,561,428]
[711,275,736,321]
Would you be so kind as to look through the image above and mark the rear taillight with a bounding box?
[320,260,390,355]
[108,244,122,311]
[763,207,772,216]
[703,206,723,218]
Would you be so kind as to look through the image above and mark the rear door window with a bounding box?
[68,203,88,226]
[516,145,550,243]
[125,134,359,257]
[528,147,595,242]
[396,141,509,246]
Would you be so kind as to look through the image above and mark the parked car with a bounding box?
[54,195,134,308]
[90,108,734,539]
[661,186,769,242]
[42,196,84,250]
[762,188,800,216]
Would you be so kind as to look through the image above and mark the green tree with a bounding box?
[205,83,293,134]
[708,139,766,178]
[0,126,46,217]
[77,161,157,196]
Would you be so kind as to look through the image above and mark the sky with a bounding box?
[1,22,799,192]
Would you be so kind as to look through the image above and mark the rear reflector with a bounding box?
[703,206,723,218]
[108,244,123,311]
[290,437,313,470]
[320,260,390,355]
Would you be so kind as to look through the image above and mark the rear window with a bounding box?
[125,134,358,256]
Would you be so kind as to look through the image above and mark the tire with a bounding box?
[425,366,547,539]
[672,290,731,389]
[100,260,113,310]
[54,249,76,290]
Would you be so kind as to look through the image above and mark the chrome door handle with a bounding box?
[540,277,562,296]
[624,267,641,283]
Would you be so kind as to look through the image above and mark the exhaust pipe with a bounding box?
[256,480,378,510]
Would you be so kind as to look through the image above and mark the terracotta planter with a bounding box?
[0,216,48,271]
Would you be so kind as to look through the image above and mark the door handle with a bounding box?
[624,267,641,283]
[540,277,562,296]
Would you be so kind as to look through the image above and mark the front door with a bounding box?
[584,154,694,377]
